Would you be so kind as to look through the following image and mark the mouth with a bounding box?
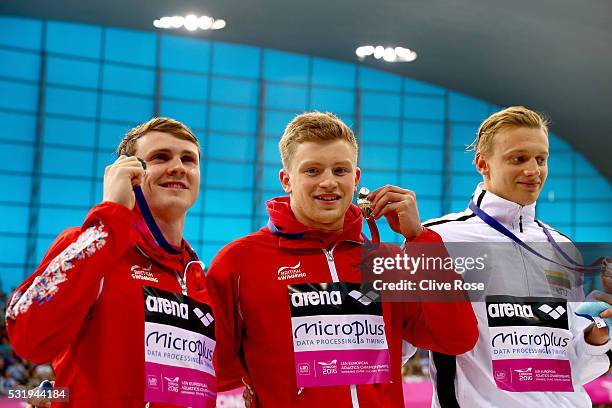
[517,181,540,190]
[314,194,341,203]
[159,181,188,190]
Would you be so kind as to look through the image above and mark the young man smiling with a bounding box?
[6,118,215,407]
[422,106,611,407]
[206,112,478,407]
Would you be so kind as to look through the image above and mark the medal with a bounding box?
[357,187,380,246]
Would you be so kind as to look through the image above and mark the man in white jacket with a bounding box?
[421,106,611,407]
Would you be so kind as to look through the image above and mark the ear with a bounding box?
[354,167,361,193]
[475,152,490,179]
[280,168,292,194]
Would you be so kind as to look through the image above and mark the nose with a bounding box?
[523,157,541,177]
[167,155,186,175]
[318,169,338,189]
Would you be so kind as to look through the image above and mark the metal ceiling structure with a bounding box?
[2,0,610,178]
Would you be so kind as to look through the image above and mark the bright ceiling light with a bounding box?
[170,16,184,28]
[153,14,227,32]
[211,19,226,30]
[199,16,213,30]
[356,44,418,63]
[184,14,199,31]
[373,46,384,60]
[383,47,396,62]
[355,45,375,58]
[394,47,418,62]
[159,17,172,28]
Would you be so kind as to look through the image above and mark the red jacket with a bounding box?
[6,202,209,407]
[206,196,478,407]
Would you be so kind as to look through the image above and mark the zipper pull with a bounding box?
[519,215,523,233]
[325,251,334,262]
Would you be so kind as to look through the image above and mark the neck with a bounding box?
[482,180,520,206]
[293,213,344,234]
[152,213,185,247]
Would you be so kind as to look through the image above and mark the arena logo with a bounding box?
[291,290,342,307]
[538,304,566,320]
[146,295,189,320]
[348,289,379,306]
[487,303,534,318]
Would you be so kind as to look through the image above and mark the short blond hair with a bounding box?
[116,117,200,157]
[279,112,358,169]
[468,106,549,158]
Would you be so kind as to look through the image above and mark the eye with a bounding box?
[151,153,169,161]
[510,156,526,164]
[334,167,350,176]
[304,168,320,176]
[536,156,547,165]
[182,155,197,164]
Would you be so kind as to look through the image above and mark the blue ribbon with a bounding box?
[133,185,181,255]
[468,201,600,273]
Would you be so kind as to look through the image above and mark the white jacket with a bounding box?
[423,183,610,408]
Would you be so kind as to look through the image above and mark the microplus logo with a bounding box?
[291,290,342,307]
[348,290,379,306]
[487,303,534,318]
[538,304,566,320]
[146,295,189,320]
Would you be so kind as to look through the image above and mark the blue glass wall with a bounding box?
[0,16,610,291]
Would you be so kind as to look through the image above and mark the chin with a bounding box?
[516,195,539,206]
[315,213,343,226]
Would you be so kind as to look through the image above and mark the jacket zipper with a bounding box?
[322,248,340,283]
[321,246,360,408]
[135,245,191,296]
[513,211,530,294]
[175,271,188,296]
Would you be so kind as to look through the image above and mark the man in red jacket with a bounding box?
[206,112,478,407]
[6,118,216,407]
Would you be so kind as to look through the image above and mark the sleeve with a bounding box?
[205,243,247,391]
[401,228,479,355]
[568,302,611,385]
[558,240,611,385]
[5,202,135,363]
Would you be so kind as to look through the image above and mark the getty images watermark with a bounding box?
[357,242,497,302]
[369,252,487,293]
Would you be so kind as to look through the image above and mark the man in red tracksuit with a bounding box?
[206,112,479,407]
[6,118,216,407]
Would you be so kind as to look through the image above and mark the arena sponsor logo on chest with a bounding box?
[486,295,574,392]
[288,283,390,388]
[143,287,217,407]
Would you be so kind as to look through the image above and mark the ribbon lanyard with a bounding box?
[468,201,600,273]
[133,185,181,255]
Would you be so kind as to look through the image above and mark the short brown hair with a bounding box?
[467,106,549,158]
[279,112,358,169]
[116,117,200,157]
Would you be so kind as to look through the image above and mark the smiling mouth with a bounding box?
[314,194,341,202]
[517,181,540,188]
[160,182,188,190]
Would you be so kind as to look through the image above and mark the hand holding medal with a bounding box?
[365,184,424,240]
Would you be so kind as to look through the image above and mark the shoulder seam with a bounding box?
[424,213,476,228]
